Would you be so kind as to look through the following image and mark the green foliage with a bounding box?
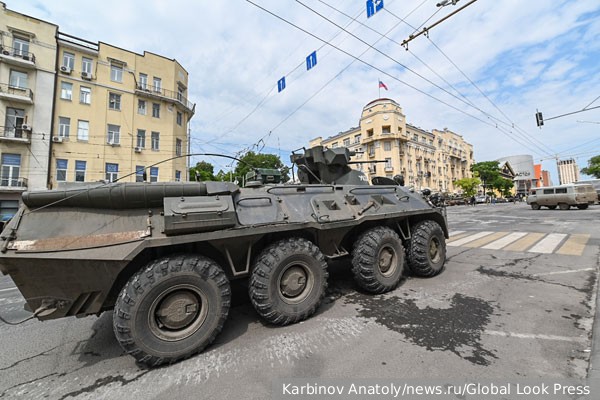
[490,176,515,197]
[214,169,231,182]
[234,151,289,183]
[189,161,215,181]
[471,161,501,185]
[453,177,481,197]
[581,155,600,178]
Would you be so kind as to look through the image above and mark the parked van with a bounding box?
[527,184,596,210]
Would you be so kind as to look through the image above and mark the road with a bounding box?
[0,202,598,399]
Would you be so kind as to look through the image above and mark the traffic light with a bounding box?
[535,111,544,127]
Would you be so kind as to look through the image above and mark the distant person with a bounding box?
[470,196,476,206]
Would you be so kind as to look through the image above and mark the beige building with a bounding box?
[0,2,57,220]
[557,158,579,185]
[310,98,474,193]
[51,32,195,187]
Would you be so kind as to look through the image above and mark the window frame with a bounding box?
[58,117,70,138]
[60,81,73,100]
[107,124,120,145]
[77,120,89,141]
[151,131,160,151]
[108,92,121,111]
[79,86,91,104]
[56,159,68,182]
[62,52,75,70]
[110,63,123,83]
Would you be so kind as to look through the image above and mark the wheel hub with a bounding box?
[280,266,307,298]
[429,239,440,263]
[379,248,393,273]
[156,291,200,330]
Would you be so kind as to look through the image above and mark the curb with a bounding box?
[588,259,600,397]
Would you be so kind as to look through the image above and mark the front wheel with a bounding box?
[113,254,230,367]
[407,220,446,277]
[559,203,570,210]
[530,203,540,210]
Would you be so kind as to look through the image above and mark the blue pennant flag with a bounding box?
[306,51,317,71]
[277,77,286,92]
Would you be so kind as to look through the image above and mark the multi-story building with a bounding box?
[557,158,579,185]
[0,2,57,220]
[51,32,195,187]
[310,98,474,193]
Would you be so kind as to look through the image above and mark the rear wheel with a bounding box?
[249,238,328,325]
[559,203,570,210]
[577,204,589,210]
[407,220,446,277]
[113,254,230,367]
[530,203,540,210]
[351,226,404,293]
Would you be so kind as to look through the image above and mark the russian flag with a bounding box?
[379,80,388,90]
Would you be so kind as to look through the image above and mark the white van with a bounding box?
[527,184,596,210]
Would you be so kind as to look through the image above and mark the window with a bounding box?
[543,189,554,195]
[62,52,75,70]
[152,103,160,118]
[58,117,70,138]
[354,134,361,144]
[82,57,93,74]
[136,130,146,148]
[343,138,350,147]
[105,163,119,182]
[110,64,123,82]
[177,111,183,126]
[5,107,25,138]
[1,154,21,187]
[135,165,145,182]
[385,158,392,168]
[9,70,28,88]
[109,93,121,110]
[60,82,73,100]
[56,159,68,182]
[367,129,374,137]
[0,200,19,221]
[384,141,392,151]
[107,124,120,144]
[176,138,182,156]
[80,86,91,104]
[382,125,391,134]
[175,170,181,182]
[151,131,160,150]
[331,142,338,148]
[153,77,161,92]
[138,100,146,115]
[150,167,159,182]
[12,37,30,56]
[555,188,567,194]
[75,160,86,182]
[75,120,89,141]
[177,86,184,102]
[139,73,148,90]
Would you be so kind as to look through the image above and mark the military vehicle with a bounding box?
[0,145,448,367]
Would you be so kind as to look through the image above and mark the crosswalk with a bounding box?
[448,230,592,256]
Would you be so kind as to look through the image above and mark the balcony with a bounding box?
[385,166,394,172]
[0,176,28,191]
[0,83,34,104]
[0,126,31,144]
[0,46,36,69]
[135,84,195,115]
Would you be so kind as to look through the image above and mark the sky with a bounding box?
[12,0,600,183]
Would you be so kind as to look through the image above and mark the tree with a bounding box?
[453,177,481,197]
[471,161,501,189]
[234,151,290,183]
[490,176,515,197]
[189,161,215,181]
[581,155,600,178]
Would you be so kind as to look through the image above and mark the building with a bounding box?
[0,2,58,220]
[534,163,553,187]
[557,158,579,185]
[541,170,552,186]
[310,98,474,193]
[497,154,536,195]
[51,32,195,187]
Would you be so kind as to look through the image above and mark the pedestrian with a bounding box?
[470,195,476,206]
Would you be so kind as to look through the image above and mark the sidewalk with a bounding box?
[589,261,600,397]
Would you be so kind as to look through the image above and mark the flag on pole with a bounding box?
[378,80,388,90]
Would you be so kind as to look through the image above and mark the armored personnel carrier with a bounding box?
[0,146,448,367]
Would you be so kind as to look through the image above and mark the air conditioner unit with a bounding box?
[134,146,142,153]
[59,65,72,74]
[52,136,64,143]
[81,71,92,80]
[21,124,32,131]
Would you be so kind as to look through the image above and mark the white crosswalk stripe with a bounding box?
[482,232,528,250]
[528,233,568,254]
[447,231,494,247]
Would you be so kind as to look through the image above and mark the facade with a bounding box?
[0,2,57,220]
[497,154,536,195]
[557,158,579,185]
[310,98,474,193]
[51,33,195,187]
[534,164,553,187]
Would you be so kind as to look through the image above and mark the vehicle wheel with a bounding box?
[577,204,589,210]
[530,203,540,210]
[407,220,446,277]
[559,203,570,210]
[113,254,230,367]
[351,226,404,293]
[249,238,328,325]
[547,205,557,210]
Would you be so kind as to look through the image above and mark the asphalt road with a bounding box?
[0,202,598,399]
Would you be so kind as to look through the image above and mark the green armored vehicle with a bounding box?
[0,145,448,367]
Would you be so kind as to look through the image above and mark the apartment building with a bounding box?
[557,158,579,185]
[0,2,57,220]
[310,98,473,193]
[51,32,195,187]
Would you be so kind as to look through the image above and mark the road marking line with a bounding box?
[503,232,546,252]
[0,287,18,293]
[447,231,494,247]
[463,231,510,248]
[556,234,590,256]
[449,230,465,237]
[533,267,595,276]
[528,233,568,253]
[485,330,586,343]
[482,232,528,250]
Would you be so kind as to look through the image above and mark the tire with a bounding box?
[407,220,446,277]
[530,203,540,210]
[559,203,570,210]
[547,205,557,210]
[351,226,404,293]
[249,238,328,326]
[113,254,230,367]
[577,204,589,210]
